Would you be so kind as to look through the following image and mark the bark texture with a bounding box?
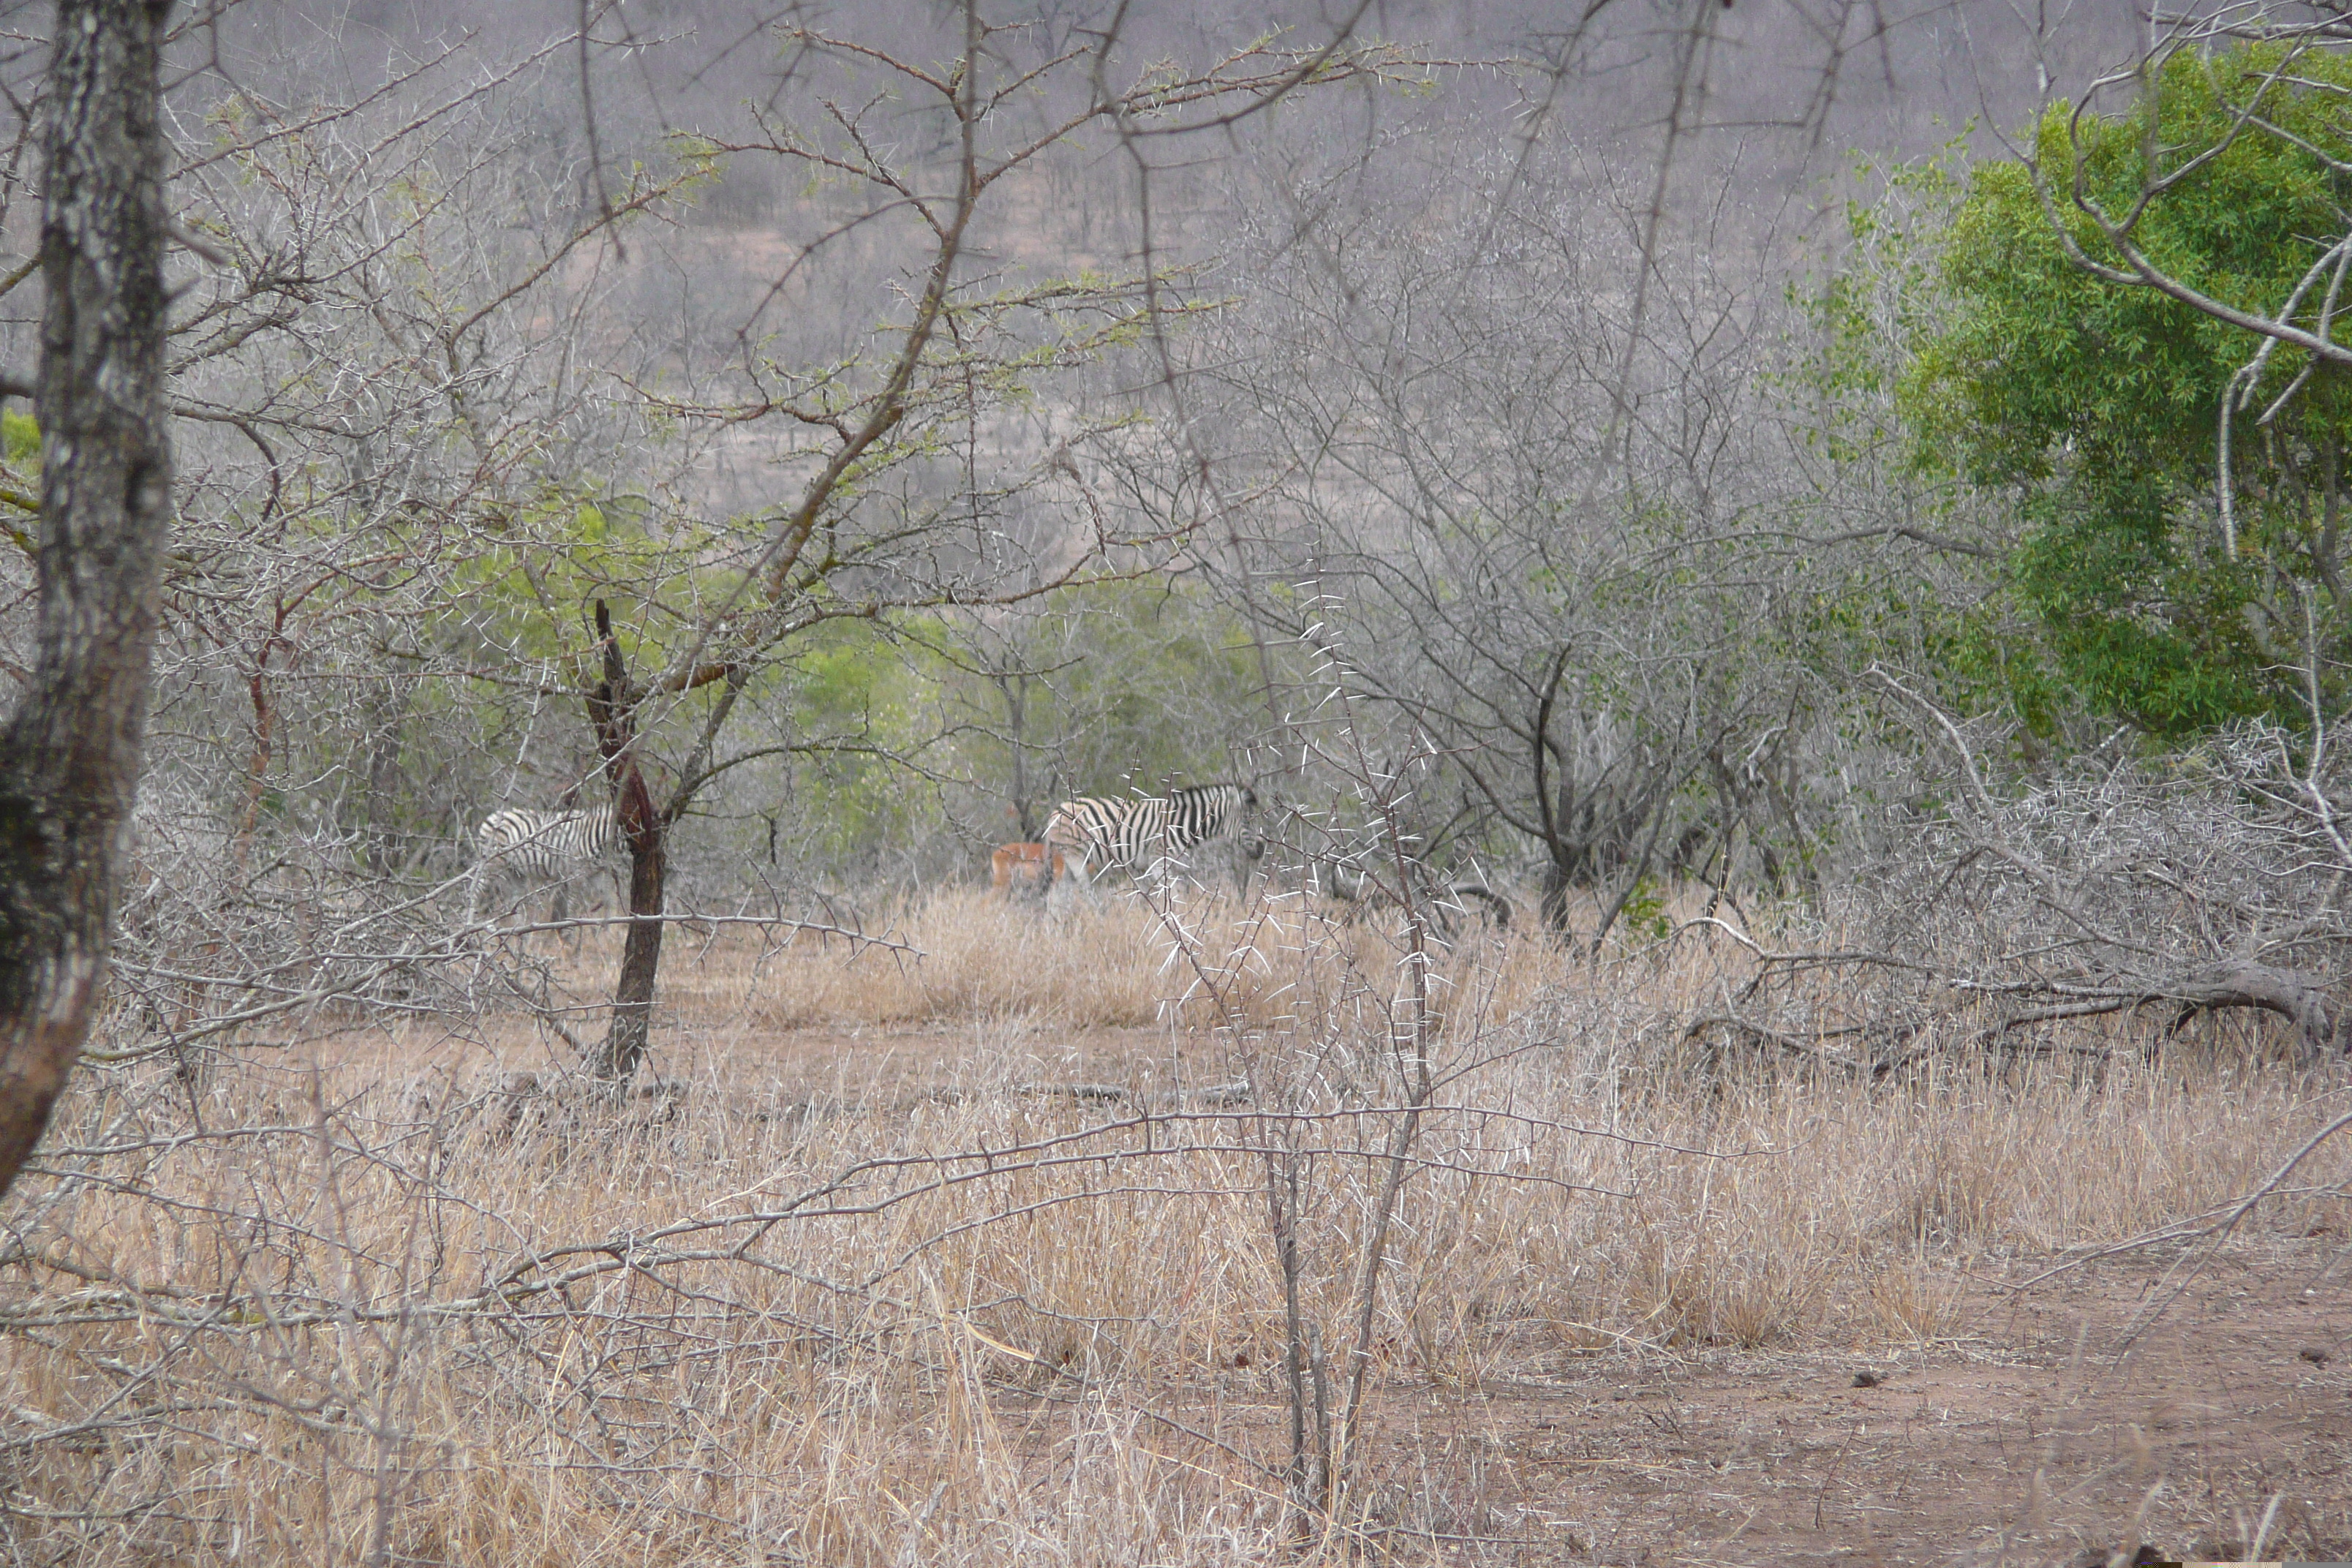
[2159,962,2340,1060]
[0,0,176,1196]
[587,600,663,1081]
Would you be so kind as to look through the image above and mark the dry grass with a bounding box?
[656,888,1557,1033]
[1,885,2345,1564]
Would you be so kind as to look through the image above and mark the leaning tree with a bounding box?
[0,0,175,1199]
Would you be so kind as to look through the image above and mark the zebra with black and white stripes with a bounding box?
[1041,783,1259,900]
[469,802,624,939]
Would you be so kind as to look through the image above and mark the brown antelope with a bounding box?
[990,842,1066,900]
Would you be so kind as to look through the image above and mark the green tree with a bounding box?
[1902,43,2352,736]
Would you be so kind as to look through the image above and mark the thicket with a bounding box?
[33,33,2352,982]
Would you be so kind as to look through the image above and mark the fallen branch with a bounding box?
[1681,1014,1872,1075]
[1986,960,2340,1060]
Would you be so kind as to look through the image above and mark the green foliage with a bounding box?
[1025,580,1266,785]
[780,617,938,870]
[774,580,1269,873]
[1915,48,2352,485]
[1793,147,1968,462]
[2,410,38,471]
[1616,876,1673,944]
[1782,148,2073,747]
[432,492,701,670]
[1896,43,2352,736]
[361,486,784,845]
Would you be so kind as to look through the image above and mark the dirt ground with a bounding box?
[1322,1240,2352,1567]
[547,1022,2348,1568]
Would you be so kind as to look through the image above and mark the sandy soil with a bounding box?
[1327,1240,2352,1566]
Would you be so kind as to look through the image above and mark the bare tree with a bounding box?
[1196,138,1926,939]
[549,4,1414,1078]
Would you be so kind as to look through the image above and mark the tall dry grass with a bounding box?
[0,885,2344,1564]
[655,888,1561,1034]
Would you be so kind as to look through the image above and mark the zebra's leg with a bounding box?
[489,868,537,948]
[464,864,486,984]
[1235,834,1267,899]
[1047,850,1095,915]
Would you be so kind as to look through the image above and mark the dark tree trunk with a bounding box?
[1529,650,1579,939]
[995,669,1036,839]
[0,0,176,1197]
[598,791,664,1079]
[2159,962,2341,1060]
[587,600,663,1081]
[1537,853,1575,937]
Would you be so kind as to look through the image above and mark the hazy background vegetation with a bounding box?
[0,0,2176,921]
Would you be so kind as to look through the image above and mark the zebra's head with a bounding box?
[1236,785,1267,858]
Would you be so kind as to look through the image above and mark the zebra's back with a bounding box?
[475,804,622,881]
[1043,783,1256,872]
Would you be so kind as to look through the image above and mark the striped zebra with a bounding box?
[1042,783,1259,900]
[469,802,625,940]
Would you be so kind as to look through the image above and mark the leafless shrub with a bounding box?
[1689,692,2352,1075]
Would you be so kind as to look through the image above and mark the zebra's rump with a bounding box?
[475,804,623,881]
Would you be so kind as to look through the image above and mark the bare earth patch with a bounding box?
[1314,1241,2352,1565]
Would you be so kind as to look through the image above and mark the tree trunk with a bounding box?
[1537,853,1575,938]
[998,668,1036,839]
[597,785,665,1079]
[2160,962,2340,1060]
[0,0,176,1197]
[232,641,276,872]
[587,600,663,1081]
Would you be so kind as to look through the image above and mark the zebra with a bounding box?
[468,802,625,941]
[1041,783,1259,901]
